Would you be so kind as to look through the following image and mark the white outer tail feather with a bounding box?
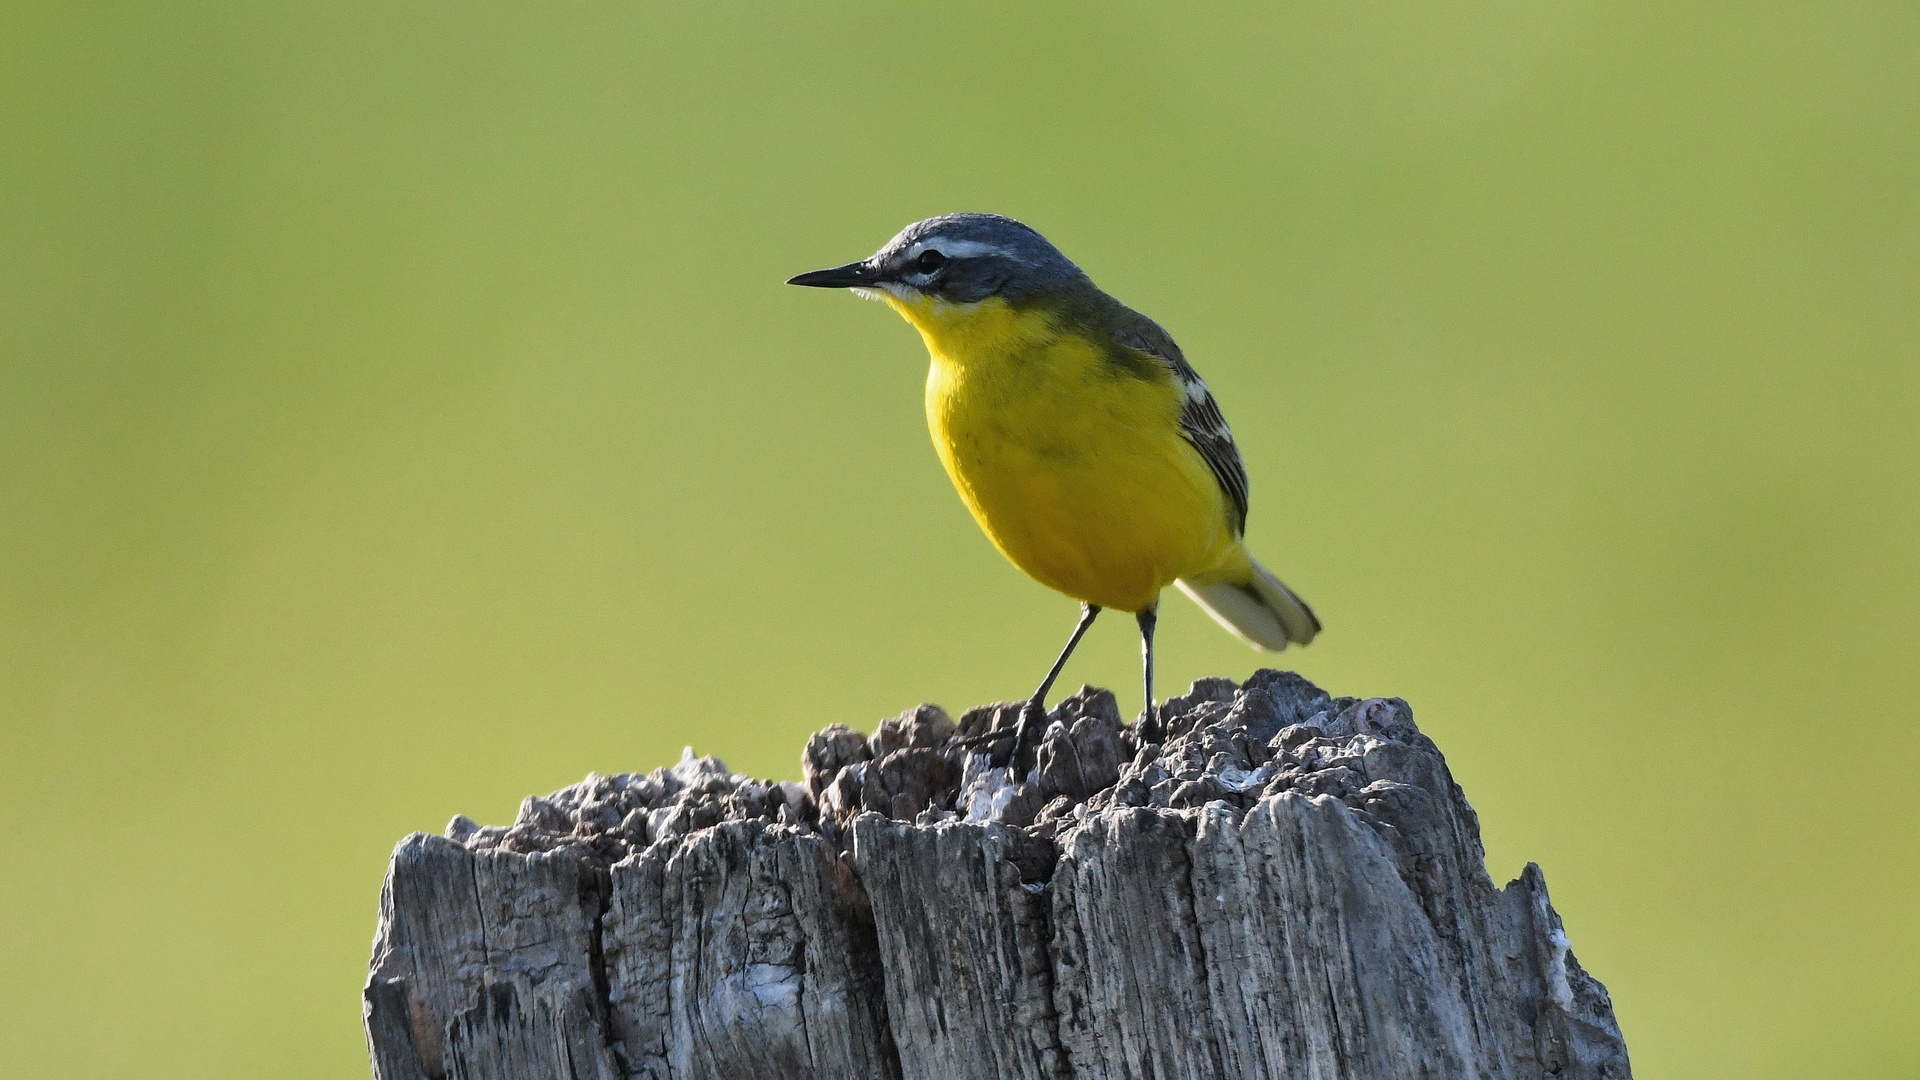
[1177,560,1320,651]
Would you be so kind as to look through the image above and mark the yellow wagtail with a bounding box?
[790,213,1318,751]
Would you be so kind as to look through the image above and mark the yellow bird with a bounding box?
[790,213,1318,750]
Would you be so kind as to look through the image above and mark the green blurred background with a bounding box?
[3,2,1916,1076]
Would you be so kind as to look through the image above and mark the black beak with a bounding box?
[787,260,877,288]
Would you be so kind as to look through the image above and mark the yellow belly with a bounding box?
[886,293,1240,613]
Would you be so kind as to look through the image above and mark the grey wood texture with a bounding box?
[365,671,1631,1080]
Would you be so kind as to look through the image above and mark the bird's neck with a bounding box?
[883,293,1060,372]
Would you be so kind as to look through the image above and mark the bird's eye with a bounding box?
[915,249,947,273]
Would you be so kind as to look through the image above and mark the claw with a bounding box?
[1010,699,1047,761]
[953,726,1013,751]
[953,698,1049,761]
[1135,705,1163,746]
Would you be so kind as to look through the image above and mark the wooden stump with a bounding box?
[363,671,1631,1079]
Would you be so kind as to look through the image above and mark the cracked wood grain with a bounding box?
[364,672,1631,1079]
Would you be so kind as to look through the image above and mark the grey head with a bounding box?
[788,213,1085,305]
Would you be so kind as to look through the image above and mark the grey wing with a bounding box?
[1115,320,1250,534]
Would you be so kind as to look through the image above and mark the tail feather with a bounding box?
[1177,558,1321,651]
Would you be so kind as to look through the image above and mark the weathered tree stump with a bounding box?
[363,671,1631,1079]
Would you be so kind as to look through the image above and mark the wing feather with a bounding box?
[1114,320,1250,534]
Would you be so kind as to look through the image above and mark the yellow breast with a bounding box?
[882,292,1239,613]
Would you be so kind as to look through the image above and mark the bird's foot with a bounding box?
[952,726,1012,751]
[1135,703,1163,746]
[952,698,1050,765]
[1009,698,1048,763]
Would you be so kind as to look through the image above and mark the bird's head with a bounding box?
[788,214,1082,316]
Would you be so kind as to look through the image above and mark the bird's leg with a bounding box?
[957,604,1100,756]
[1012,603,1101,759]
[1136,605,1162,744]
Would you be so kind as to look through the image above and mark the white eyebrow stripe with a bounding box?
[908,238,1006,260]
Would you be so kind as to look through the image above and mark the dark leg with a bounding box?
[958,603,1100,753]
[1136,605,1161,744]
[1012,603,1102,754]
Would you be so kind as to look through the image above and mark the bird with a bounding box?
[789,213,1318,755]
